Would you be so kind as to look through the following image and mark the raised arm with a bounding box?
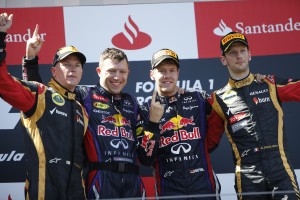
[22,24,43,82]
[0,12,37,113]
[136,90,164,166]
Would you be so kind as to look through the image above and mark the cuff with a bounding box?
[147,121,160,136]
[0,32,7,49]
[22,56,39,67]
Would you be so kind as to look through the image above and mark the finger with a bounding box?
[151,89,157,105]
[8,14,13,22]
[33,24,39,36]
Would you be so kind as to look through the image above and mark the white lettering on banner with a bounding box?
[5,28,46,42]
[135,79,214,104]
[136,81,154,93]
[0,151,24,162]
[236,18,300,34]
[0,99,20,130]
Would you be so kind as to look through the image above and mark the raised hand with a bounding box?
[253,73,266,83]
[26,24,43,60]
[148,90,164,123]
[0,13,13,33]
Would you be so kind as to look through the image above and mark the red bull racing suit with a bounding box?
[138,91,222,200]
[0,34,88,199]
[77,85,159,199]
[208,73,300,200]
[22,59,160,199]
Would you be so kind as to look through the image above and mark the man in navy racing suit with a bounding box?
[137,48,224,199]
[22,27,163,199]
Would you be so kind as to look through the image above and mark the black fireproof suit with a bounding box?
[208,73,300,200]
[23,58,160,199]
[138,90,223,200]
[0,32,88,200]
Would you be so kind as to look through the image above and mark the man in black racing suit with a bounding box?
[0,13,88,200]
[208,31,300,200]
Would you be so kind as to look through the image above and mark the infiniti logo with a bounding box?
[171,143,191,154]
[183,96,192,101]
[110,139,129,149]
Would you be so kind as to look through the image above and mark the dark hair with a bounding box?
[99,48,128,67]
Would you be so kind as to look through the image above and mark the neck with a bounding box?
[229,71,250,80]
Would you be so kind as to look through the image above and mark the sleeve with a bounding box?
[0,34,37,114]
[0,32,7,64]
[22,55,43,83]
[206,93,225,153]
[136,102,160,166]
[206,108,225,153]
[269,75,300,102]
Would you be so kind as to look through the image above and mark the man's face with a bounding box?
[220,42,251,77]
[51,54,83,91]
[97,58,129,94]
[150,60,179,97]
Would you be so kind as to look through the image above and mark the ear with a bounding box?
[220,56,227,66]
[248,50,252,61]
[150,70,154,80]
[96,67,101,77]
[51,67,55,77]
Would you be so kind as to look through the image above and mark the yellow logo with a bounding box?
[222,90,237,105]
[93,102,110,109]
[222,33,245,45]
[52,93,65,106]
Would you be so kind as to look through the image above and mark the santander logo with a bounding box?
[112,15,152,50]
[213,19,232,36]
[213,18,300,37]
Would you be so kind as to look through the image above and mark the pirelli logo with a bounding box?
[153,50,178,60]
[221,33,245,45]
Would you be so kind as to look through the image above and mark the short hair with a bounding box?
[99,47,128,67]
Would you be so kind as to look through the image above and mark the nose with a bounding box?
[113,71,121,80]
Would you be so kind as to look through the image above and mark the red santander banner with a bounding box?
[0,7,65,65]
[195,0,300,58]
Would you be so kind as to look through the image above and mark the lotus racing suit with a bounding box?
[208,73,300,200]
[0,32,88,200]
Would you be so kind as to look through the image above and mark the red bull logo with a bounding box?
[179,116,195,126]
[160,121,177,134]
[160,115,195,134]
[97,125,134,141]
[101,114,131,127]
[160,127,201,148]
[121,117,131,127]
